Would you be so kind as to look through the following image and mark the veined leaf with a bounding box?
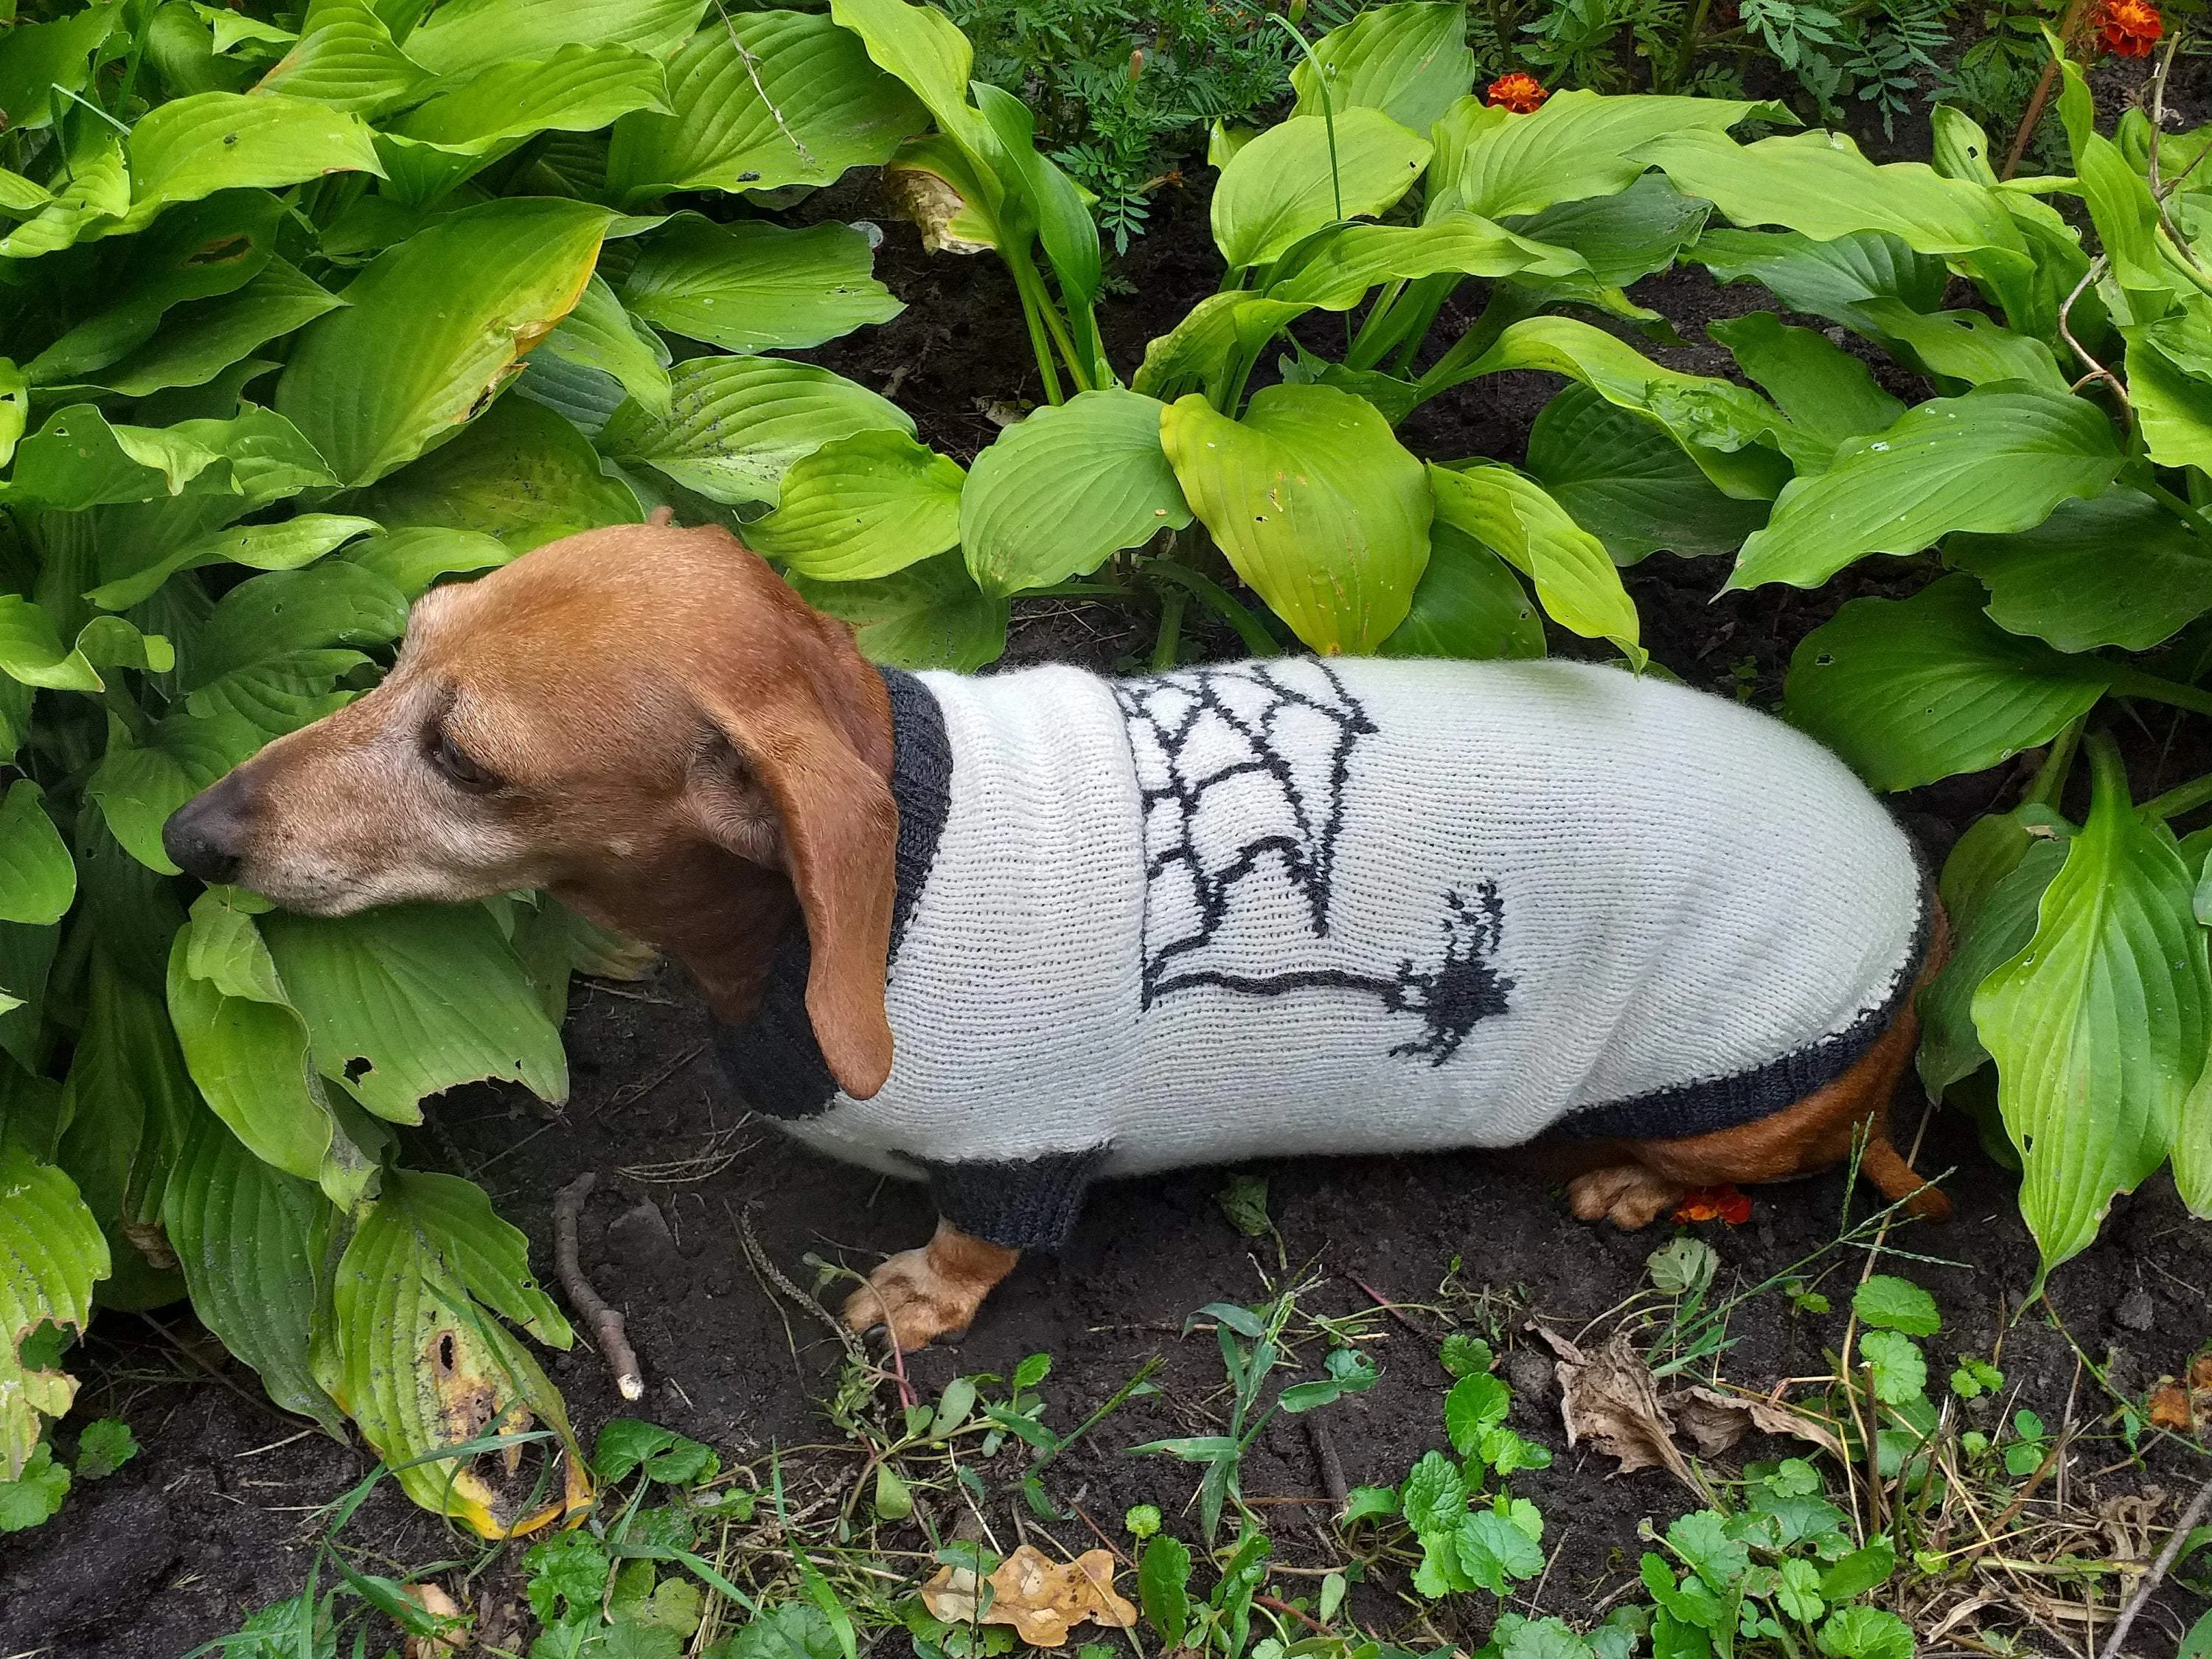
[1976,740,2208,1287]
[1691,227,1947,335]
[260,904,568,1124]
[126,92,383,214]
[0,597,100,692]
[0,131,128,260]
[343,526,512,599]
[1161,383,1430,654]
[1784,574,2111,791]
[276,197,611,487]
[1378,521,1545,661]
[162,1106,346,1434]
[1211,108,1432,269]
[1731,390,2120,590]
[1919,832,2070,1094]
[1268,213,1584,308]
[622,216,902,354]
[0,4,120,135]
[1430,463,1644,667]
[2056,58,2177,319]
[1442,89,1781,221]
[7,403,240,511]
[790,554,1009,672]
[830,0,984,142]
[0,783,74,927]
[1506,173,1711,288]
[1292,2,1473,135]
[535,275,670,418]
[1707,312,1904,461]
[376,44,671,206]
[599,355,911,508]
[1855,299,2067,393]
[88,708,265,872]
[87,514,381,611]
[2125,296,2212,472]
[92,260,344,399]
[0,1147,108,1479]
[746,429,964,580]
[1524,383,1767,561]
[251,0,430,116]
[1131,292,1307,401]
[403,0,704,76]
[327,1167,587,1537]
[1949,489,2212,653]
[184,563,408,693]
[355,393,641,549]
[961,389,1190,596]
[605,12,926,204]
[1457,315,1800,498]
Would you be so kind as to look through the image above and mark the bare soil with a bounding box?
[10,160,2212,1659]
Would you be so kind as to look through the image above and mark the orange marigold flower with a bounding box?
[1486,72,1549,113]
[2096,0,2162,56]
[1672,1184,1753,1225]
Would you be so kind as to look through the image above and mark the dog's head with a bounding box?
[162,521,900,1096]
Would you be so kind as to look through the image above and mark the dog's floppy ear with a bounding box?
[689,680,899,1100]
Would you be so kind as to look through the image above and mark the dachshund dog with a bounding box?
[164,520,1949,1350]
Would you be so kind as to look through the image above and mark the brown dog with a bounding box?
[164,521,1948,1349]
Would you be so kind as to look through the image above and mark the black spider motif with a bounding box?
[1382,883,1516,1067]
[1115,660,1377,1006]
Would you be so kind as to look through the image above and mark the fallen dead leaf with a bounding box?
[1664,1385,1847,1464]
[2150,1380,2194,1433]
[1537,1326,1700,1494]
[919,1545,1138,1647]
[2191,1351,2212,1392]
[402,1583,467,1658]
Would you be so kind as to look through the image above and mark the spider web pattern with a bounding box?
[1114,660,1379,1008]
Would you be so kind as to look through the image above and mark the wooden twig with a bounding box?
[1305,1416,1349,1514]
[552,1174,644,1401]
[2103,1470,2212,1658]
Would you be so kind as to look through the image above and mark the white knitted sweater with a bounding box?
[713,657,1927,1248]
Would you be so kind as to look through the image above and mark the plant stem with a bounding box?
[1012,268,1065,407]
[1151,587,1186,670]
[2025,717,2084,808]
[1006,245,1089,397]
[2143,770,2212,821]
[1148,558,1281,657]
[2001,0,2092,180]
[2142,476,2212,543]
[2107,664,2212,718]
[1672,0,1716,93]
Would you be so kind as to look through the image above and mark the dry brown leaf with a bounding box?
[919,1546,1138,1648]
[402,1583,467,1658]
[2190,1351,2212,1392]
[1666,1385,1847,1463]
[2150,1381,2194,1433]
[1537,1326,1700,1494]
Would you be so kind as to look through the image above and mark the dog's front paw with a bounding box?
[1568,1164,1685,1230]
[840,1221,1020,1353]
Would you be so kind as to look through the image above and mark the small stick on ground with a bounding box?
[552,1173,644,1401]
[1305,1416,1349,1515]
[2104,1469,2212,1659]
[1346,1273,1433,1339]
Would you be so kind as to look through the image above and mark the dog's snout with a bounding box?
[163,785,249,884]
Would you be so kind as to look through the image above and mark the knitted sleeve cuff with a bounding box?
[923,1147,1110,1251]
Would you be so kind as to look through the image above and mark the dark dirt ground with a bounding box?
[10,78,2212,1659]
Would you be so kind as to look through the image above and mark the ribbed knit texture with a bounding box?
[731,656,1927,1249]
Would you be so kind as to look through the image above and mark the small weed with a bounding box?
[0,1413,138,1532]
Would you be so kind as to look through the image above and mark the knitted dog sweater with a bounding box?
[714,658,1928,1250]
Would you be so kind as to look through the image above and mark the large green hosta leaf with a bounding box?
[1523,384,1767,561]
[532,275,670,423]
[376,44,671,206]
[0,1147,108,1479]
[1378,521,1545,661]
[1691,227,1948,335]
[1439,90,1780,222]
[324,1167,585,1537]
[791,554,1008,672]
[250,0,431,117]
[163,1106,345,1434]
[126,92,383,215]
[260,904,568,1124]
[0,782,73,927]
[1948,490,2212,653]
[1292,2,1473,135]
[355,393,640,549]
[599,355,911,507]
[621,216,902,354]
[1706,311,1904,461]
[747,429,964,580]
[1429,463,1643,667]
[1784,574,2111,791]
[1975,740,2209,1288]
[1267,213,1584,308]
[1161,383,1430,654]
[86,514,381,613]
[605,11,926,204]
[960,389,1190,596]
[2124,296,2212,473]
[1731,391,2121,591]
[88,709,265,874]
[276,198,611,487]
[0,130,128,260]
[403,0,704,76]
[1211,108,1433,269]
[7,403,335,513]
[91,260,344,400]
[0,4,119,136]
[1919,827,2070,1096]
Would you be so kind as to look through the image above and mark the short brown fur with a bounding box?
[164,522,1948,1353]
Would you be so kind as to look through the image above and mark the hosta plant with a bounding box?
[813,0,2211,1287]
[0,0,933,1531]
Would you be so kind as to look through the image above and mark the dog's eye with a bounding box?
[428,727,498,793]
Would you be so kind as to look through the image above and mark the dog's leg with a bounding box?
[842,1219,1019,1352]
[1566,1162,1686,1228]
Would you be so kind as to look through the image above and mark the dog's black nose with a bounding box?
[162,790,246,884]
